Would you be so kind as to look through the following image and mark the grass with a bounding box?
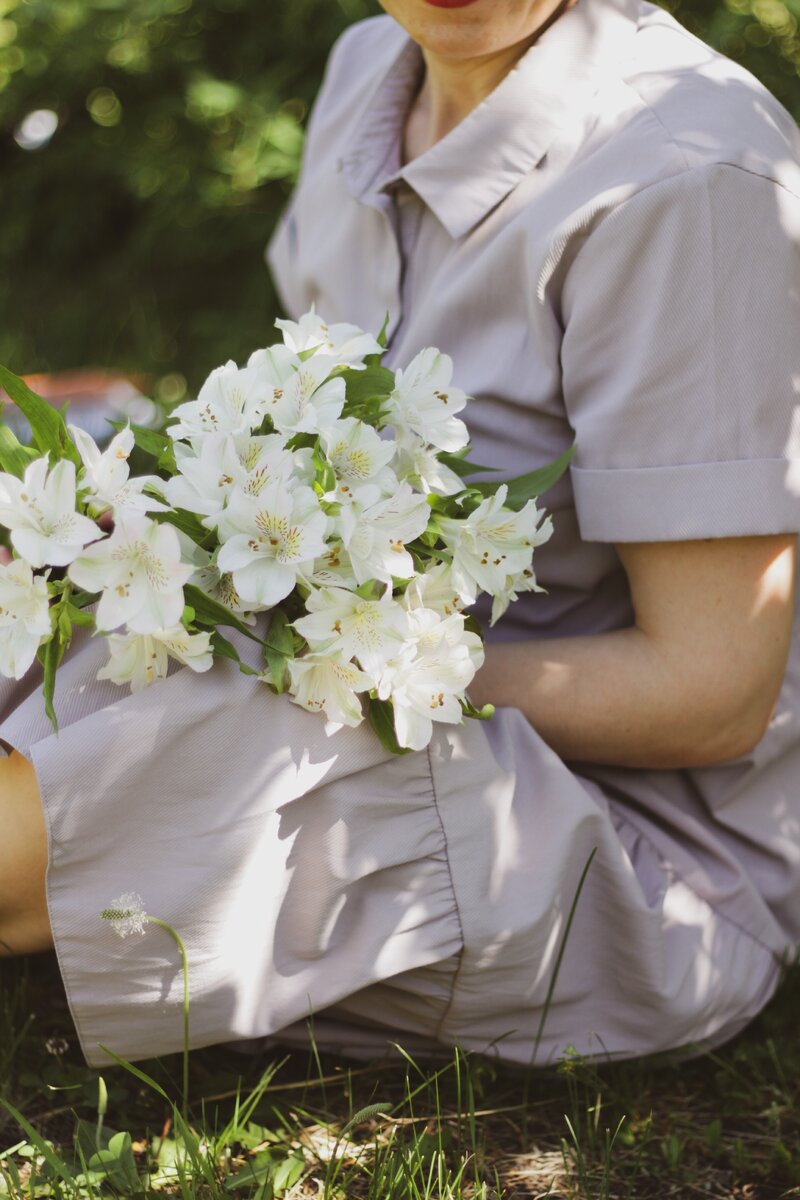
[1,953,800,1198]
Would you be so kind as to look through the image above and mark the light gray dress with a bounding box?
[2,0,800,1069]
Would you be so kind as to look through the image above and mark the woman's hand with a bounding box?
[468,533,796,770]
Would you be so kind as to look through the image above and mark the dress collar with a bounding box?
[342,0,641,239]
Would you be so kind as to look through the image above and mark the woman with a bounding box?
[1,0,799,1068]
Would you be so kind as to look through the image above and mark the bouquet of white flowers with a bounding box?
[0,310,569,753]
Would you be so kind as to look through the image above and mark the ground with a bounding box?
[1,954,798,1198]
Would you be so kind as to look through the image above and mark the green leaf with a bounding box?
[211,628,243,665]
[65,602,95,628]
[474,445,575,509]
[184,584,262,642]
[129,422,177,471]
[74,1117,114,1161]
[438,451,500,479]
[354,581,379,600]
[224,1152,275,1192]
[86,1131,140,1194]
[153,506,209,546]
[342,364,395,409]
[0,364,80,465]
[109,419,177,472]
[273,1152,305,1191]
[96,1046,172,1102]
[364,311,390,367]
[0,421,38,477]
[57,603,73,642]
[283,431,316,452]
[366,698,412,756]
[311,440,336,494]
[37,633,60,732]
[0,1099,75,1182]
[263,608,294,693]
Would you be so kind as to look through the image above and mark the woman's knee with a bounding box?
[0,749,52,956]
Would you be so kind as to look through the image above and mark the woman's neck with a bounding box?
[401,0,579,164]
[403,43,525,163]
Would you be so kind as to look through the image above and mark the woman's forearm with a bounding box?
[468,627,762,771]
[469,536,795,771]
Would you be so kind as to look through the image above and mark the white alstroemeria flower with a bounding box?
[247,344,345,437]
[387,348,469,453]
[176,535,260,620]
[275,307,382,367]
[101,891,148,938]
[97,624,213,692]
[294,586,409,676]
[0,558,52,679]
[0,458,100,568]
[336,482,430,586]
[299,542,358,592]
[215,481,328,607]
[288,651,373,728]
[168,360,267,441]
[378,609,484,751]
[68,424,167,516]
[68,514,193,633]
[438,485,553,606]
[166,433,293,518]
[392,435,465,497]
[402,562,466,619]
[321,418,397,501]
[490,562,548,626]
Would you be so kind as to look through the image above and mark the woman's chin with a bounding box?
[378,0,544,61]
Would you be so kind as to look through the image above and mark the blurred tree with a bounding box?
[0,0,797,395]
[0,0,380,394]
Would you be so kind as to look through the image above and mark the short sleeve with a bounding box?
[561,163,800,542]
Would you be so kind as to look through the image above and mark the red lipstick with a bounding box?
[423,0,482,7]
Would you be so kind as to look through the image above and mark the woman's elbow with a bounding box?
[681,678,784,768]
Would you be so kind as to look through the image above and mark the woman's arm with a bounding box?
[468,533,797,770]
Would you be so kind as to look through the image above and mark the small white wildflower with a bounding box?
[68,513,194,634]
[392,435,465,497]
[214,481,328,608]
[247,345,345,437]
[335,482,430,586]
[387,349,469,453]
[0,457,100,568]
[378,608,484,751]
[165,433,294,519]
[168,360,267,441]
[97,625,214,692]
[438,485,553,606]
[288,652,374,728]
[68,424,167,517]
[0,558,53,679]
[490,561,549,626]
[275,307,382,367]
[101,891,148,938]
[402,562,466,619]
[294,586,409,675]
[321,417,397,501]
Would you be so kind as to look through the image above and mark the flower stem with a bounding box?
[147,916,190,1123]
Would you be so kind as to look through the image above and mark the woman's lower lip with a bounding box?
[423,0,482,7]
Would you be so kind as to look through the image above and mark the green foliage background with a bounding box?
[0,0,798,396]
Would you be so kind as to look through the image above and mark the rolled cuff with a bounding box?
[571,458,800,543]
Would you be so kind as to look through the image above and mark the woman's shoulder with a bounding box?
[316,15,407,117]
[614,1,800,195]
